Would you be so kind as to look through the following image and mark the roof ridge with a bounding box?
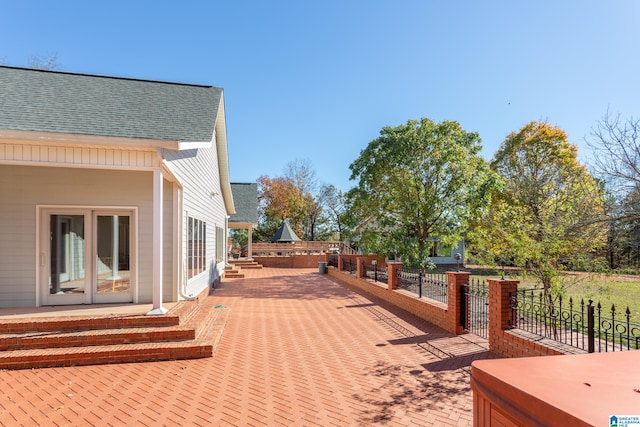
[0,65,217,89]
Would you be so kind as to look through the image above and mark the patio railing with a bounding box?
[341,257,357,275]
[461,278,489,339]
[252,241,357,256]
[511,289,640,353]
[363,261,388,284]
[396,267,448,304]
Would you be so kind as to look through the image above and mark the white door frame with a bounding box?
[37,205,137,306]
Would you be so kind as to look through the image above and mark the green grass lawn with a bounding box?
[466,266,640,322]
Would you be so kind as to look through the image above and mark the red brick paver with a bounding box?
[0,268,496,426]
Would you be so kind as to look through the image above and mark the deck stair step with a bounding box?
[240,263,263,269]
[0,292,230,370]
[224,265,244,279]
[224,263,246,278]
[224,272,245,278]
[229,260,263,269]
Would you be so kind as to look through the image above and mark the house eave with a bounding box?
[229,221,257,229]
[0,129,181,150]
[214,93,235,216]
[176,141,213,150]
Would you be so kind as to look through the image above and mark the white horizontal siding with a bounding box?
[163,137,228,297]
[0,165,174,307]
[0,143,157,169]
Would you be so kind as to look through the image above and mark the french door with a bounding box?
[41,208,135,305]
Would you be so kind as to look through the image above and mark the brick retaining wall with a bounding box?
[327,256,581,359]
[254,255,326,268]
[328,266,451,332]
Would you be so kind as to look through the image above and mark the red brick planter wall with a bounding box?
[254,255,327,268]
[328,258,578,358]
[327,266,453,333]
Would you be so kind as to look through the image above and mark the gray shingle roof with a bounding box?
[0,66,222,142]
[229,183,258,224]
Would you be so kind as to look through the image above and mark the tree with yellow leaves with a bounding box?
[476,121,607,291]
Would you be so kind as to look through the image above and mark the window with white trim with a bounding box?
[216,226,225,263]
[187,216,206,279]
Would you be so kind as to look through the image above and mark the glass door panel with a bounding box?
[94,214,133,303]
[46,214,88,305]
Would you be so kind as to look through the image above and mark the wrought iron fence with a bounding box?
[461,278,489,339]
[363,261,388,283]
[328,255,338,268]
[511,289,640,353]
[396,267,448,304]
[341,257,357,275]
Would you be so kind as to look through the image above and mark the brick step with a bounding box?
[230,260,261,265]
[0,340,214,370]
[229,261,263,269]
[0,292,231,370]
[0,325,195,351]
[0,313,180,334]
[225,273,245,278]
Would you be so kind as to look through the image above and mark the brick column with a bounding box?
[488,279,519,330]
[356,257,364,278]
[337,255,343,272]
[488,279,519,352]
[387,262,403,290]
[446,271,471,335]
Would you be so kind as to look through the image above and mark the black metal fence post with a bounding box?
[460,282,468,331]
[509,291,516,328]
[418,270,423,299]
[588,300,595,353]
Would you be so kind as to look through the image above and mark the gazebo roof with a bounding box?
[270,219,301,242]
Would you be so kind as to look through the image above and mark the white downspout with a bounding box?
[175,183,195,300]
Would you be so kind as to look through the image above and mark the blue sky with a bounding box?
[2,1,639,191]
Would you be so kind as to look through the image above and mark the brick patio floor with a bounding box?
[0,267,497,426]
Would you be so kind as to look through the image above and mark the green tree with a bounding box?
[346,118,498,269]
[478,121,607,290]
[229,229,248,251]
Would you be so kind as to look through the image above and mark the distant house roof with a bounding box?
[0,65,222,142]
[271,219,302,242]
[229,182,258,226]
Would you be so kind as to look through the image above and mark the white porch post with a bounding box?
[148,168,168,315]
